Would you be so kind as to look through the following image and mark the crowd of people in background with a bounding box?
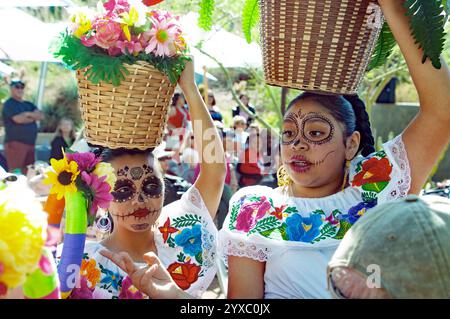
[160,89,279,229]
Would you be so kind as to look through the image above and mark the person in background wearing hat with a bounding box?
[328,195,450,298]
[2,79,44,174]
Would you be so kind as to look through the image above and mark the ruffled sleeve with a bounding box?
[218,185,282,266]
[349,134,411,205]
[155,185,218,298]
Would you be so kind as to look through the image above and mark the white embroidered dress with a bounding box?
[57,186,217,299]
[219,135,411,299]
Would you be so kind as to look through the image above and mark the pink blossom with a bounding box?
[66,152,100,172]
[117,37,143,56]
[92,19,123,50]
[103,0,130,16]
[81,171,113,215]
[144,17,179,57]
[235,197,272,232]
[81,34,96,47]
[108,46,123,56]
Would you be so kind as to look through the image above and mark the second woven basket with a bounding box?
[260,0,383,95]
[77,61,176,150]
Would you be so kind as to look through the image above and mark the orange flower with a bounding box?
[352,157,392,187]
[80,259,101,288]
[270,205,287,220]
[158,217,178,243]
[167,261,201,290]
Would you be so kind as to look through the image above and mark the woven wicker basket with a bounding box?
[260,0,383,95]
[76,61,176,150]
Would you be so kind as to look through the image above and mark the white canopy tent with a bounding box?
[179,12,262,69]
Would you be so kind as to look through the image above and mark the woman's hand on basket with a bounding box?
[178,58,196,91]
[100,249,190,299]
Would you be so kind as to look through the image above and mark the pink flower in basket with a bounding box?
[143,13,181,57]
[92,19,123,50]
[104,0,130,17]
[117,36,143,56]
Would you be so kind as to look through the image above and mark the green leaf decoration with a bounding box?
[195,252,203,265]
[334,220,352,240]
[361,181,389,193]
[198,0,215,31]
[367,22,397,71]
[172,214,202,228]
[248,216,280,235]
[373,150,387,159]
[247,196,262,202]
[268,198,274,207]
[242,0,260,43]
[332,209,342,218]
[313,223,337,242]
[229,203,240,230]
[167,236,176,248]
[283,206,298,214]
[52,30,189,86]
[362,191,378,203]
[312,209,326,216]
[404,0,446,69]
[177,252,186,263]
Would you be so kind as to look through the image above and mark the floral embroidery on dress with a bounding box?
[158,213,206,290]
[99,264,123,294]
[228,194,381,244]
[119,276,144,299]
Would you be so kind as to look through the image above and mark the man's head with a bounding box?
[328,195,450,299]
[9,80,25,101]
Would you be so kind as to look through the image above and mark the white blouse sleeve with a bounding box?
[155,185,218,298]
[218,185,277,266]
[349,134,411,204]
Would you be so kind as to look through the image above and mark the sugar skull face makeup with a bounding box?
[107,153,164,233]
[280,99,348,190]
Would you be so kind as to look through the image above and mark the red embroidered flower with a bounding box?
[167,262,201,290]
[352,157,392,187]
[158,217,178,243]
[270,205,287,220]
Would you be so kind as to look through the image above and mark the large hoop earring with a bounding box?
[341,160,351,191]
[277,165,293,187]
[95,212,112,234]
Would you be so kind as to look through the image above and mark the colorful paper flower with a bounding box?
[174,224,202,257]
[44,157,79,200]
[92,19,123,50]
[352,157,393,187]
[0,185,47,290]
[66,152,100,173]
[93,162,117,189]
[81,172,113,215]
[158,217,178,243]
[285,214,323,243]
[167,261,201,290]
[235,197,272,232]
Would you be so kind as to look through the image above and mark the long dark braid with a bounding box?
[343,95,375,156]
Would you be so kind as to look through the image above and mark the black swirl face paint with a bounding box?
[301,113,335,145]
[129,167,144,180]
[282,111,335,146]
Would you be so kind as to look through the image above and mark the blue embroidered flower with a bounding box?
[100,268,122,290]
[285,213,323,243]
[341,200,377,224]
[174,224,202,256]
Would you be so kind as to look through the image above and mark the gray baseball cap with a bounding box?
[328,195,450,298]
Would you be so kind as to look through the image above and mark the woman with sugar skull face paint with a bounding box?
[56,60,226,299]
[219,0,450,299]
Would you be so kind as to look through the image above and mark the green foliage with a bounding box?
[249,216,280,235]
[167,236,176,248]
[404,0,446,69]
[198,0,215,31]
[333,221,352,240]
[242,0,260,43]
[52,31,189,86]
[367,23,397,71]
[229,203,240,230]
[172,214,202,228]
[361,181,389,193]
[177,252,186,262]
